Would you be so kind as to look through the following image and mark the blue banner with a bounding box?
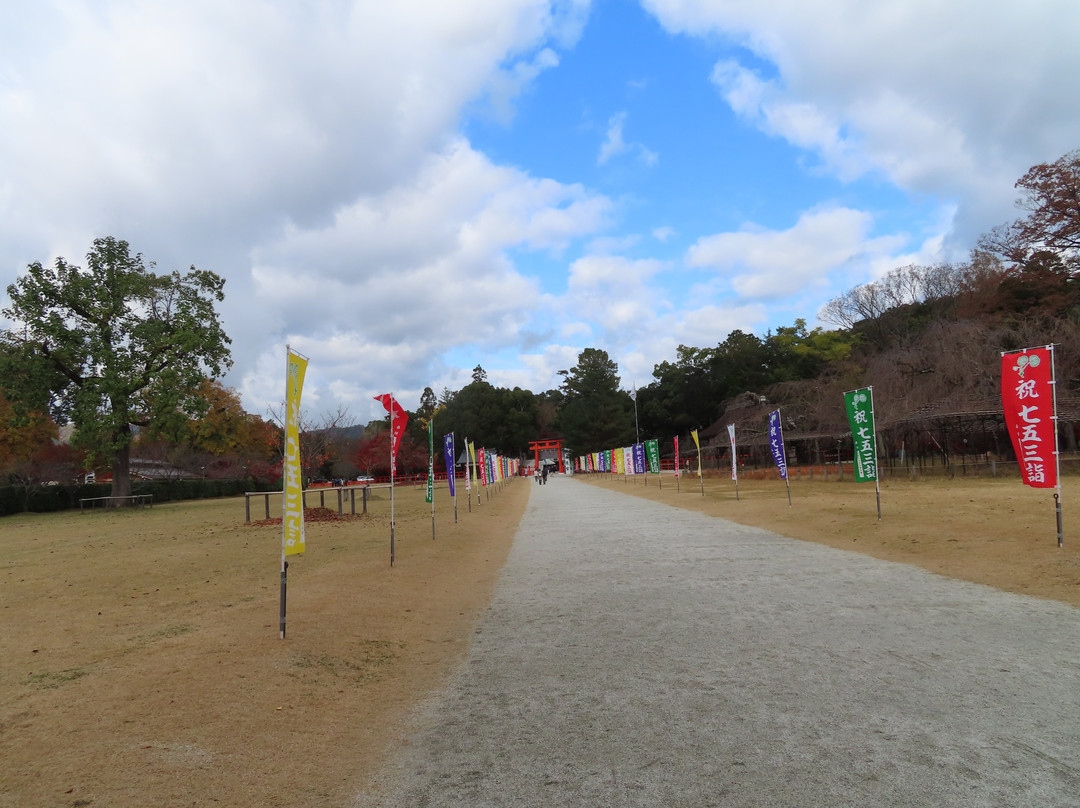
[632,443,646,474]
[768,410,788,480]
[443,433,456,497]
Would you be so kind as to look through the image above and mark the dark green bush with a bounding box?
[0,476,279,516]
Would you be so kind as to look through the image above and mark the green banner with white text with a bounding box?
[843,387,878,483]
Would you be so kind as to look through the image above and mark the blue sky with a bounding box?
[2,0,1079,424]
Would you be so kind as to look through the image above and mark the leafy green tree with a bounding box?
[418,386,438,423]
[765,319,855,381]
[640,345,721,438]
[1,237,232,497]
[710,329,773,397]
[437,380,538,455]
[556,348,634,453]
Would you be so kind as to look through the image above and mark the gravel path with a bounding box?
[357,476,1080,807]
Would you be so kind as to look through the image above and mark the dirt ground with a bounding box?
[3,471,1079,808]
[1,481,526,808]
[578,469,1080,608]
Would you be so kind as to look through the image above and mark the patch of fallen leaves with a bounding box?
[248,507,368,526]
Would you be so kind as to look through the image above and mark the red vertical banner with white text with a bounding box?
[1001,346,1058,489]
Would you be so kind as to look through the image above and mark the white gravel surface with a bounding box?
[356,475,1080,807]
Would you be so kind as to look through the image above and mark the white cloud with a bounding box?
[598,112,629,164]
[240,138,612,415]
[0,1,600,419]
[565,254,668,331]
[597,111,658,166]
[643,0,1080,249]
[686,207,906,300]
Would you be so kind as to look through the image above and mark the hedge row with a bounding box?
[0,477,281,517]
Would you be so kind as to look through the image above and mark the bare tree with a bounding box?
[980,149,1080,268]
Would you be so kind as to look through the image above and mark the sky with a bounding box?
[3,0,1080,425]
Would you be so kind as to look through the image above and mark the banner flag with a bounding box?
[843,387,879,483]
[768,410,789,479]
[1002,346,1058,488]
[645,439,660,474]
[444,433,456,497]
[373,393,409,472]
[727,425,737,481]
[691,429,702,477]
[425,419,434,504]
[466,440,475,490]
[623,446,633,475]
[674,435,680,477]
[632,443,646,474]
[283,348,308,556]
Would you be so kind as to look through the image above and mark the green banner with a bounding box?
[645,439,660,474]
[843,387,878,482]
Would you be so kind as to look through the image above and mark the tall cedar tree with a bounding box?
[557,348,635,453]
[1,237,232,497]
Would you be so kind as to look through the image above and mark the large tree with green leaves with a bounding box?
[556,347,635,453]
[437,379,539,455]
[1,237,232,497]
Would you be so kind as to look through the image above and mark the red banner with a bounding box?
[373,393,409,471]
[1001,347,1057,488]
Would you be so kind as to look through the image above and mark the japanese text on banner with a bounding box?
[284,350,308,555]
[843,387,878,483]
[1001,347,1057,488]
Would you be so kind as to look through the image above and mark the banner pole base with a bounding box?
[279,561,288,639]
[1055,492,1063,548]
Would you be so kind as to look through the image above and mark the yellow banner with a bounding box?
[615,446,624,474]
[284,349,308,556]
[691,429,702,477]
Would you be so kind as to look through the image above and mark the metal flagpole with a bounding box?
[697,430,704,497]
[729,425,739,501]
[775,413,792,507]
[452,434,458,524]
[428,418,435,541]
[280,345,289,639]
[389,394,396,566]
[1050,345,1063,547]
[869,386,882,521]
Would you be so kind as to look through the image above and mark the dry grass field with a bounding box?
[1,481,526,808]
[579,469,1080,608]
[3,470,1079,808]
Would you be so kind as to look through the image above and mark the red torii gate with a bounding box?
[529,439,565,473]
